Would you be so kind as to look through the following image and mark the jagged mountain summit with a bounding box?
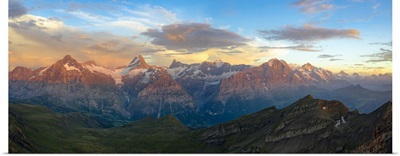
[120,56,195,121]
[167,59,250,103]
[10,55,115,85]
[218,58,305,103]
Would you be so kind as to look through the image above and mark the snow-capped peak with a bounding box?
[265,58,288,67]
[337,70,349,76]
[127,55,150,69]
[64,64,81,72]
[213,59,225,67]
[266,58,279,66]
[55,55,83,71]
[169,59,188,69]
[301,63,316,71]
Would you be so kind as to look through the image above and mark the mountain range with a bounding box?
[9,55,392,127]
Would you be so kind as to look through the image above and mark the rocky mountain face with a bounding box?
[218,59,305,103]
[9,55,127,123]
[198,95,392,153]
[121,56,195,123]
[353,101,392,153]
[199,59,314,122]
[9,55,195,125]
[167,59,250,103]
[293,63,351,90]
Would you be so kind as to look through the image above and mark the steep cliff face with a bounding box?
[9,66,45,81]
[10,55,116,85]
[118,56,196,121]
[9,55,128,122]
[167,59,250,104]
[9,55,197,124]
[198,95,391,153]
[126,67,195,120]
[217,59,305,103]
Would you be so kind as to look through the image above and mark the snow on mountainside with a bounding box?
[53,55,155,85]
[167,59,250,83]
[82,62,124,84]
[166,59,251,102]
[218,58,305,103]
[293,63,335,83]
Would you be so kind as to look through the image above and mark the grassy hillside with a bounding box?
[9,103,205,153]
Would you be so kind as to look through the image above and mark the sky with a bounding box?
[8,0,392,75]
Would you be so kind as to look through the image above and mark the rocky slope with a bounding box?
[197,95,392,153]
[352,101,392,153]
[119,56,196,123]
[218,59,305,103]
[167,59,250,104]
[9,55,127,123]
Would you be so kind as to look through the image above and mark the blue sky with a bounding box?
[8,0,392,75]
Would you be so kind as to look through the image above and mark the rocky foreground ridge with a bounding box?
[9,95,392,153]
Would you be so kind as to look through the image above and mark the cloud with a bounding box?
[329,58,343,61]
[142,23,250,52]
[354,64,364,66]
[350,0,366,3]
[87,40,120,53]
[9,14,162,68]
[55,4,181,35]
[318,54,342,61]
[361,48,392,63]
[219,50,244,55]
[260,44,320,52]
[9,15,65,31]
[372,3,381,10]
[51,34,62,42]
[369,41,392,46]
[61,10,111,22]
[259,24,360,43]
[9,19,43,29]
[292,0,334,14]
[79,34,92,40]
[9,0,28,18]
[318,54,341,58]
[363,66,384,69]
